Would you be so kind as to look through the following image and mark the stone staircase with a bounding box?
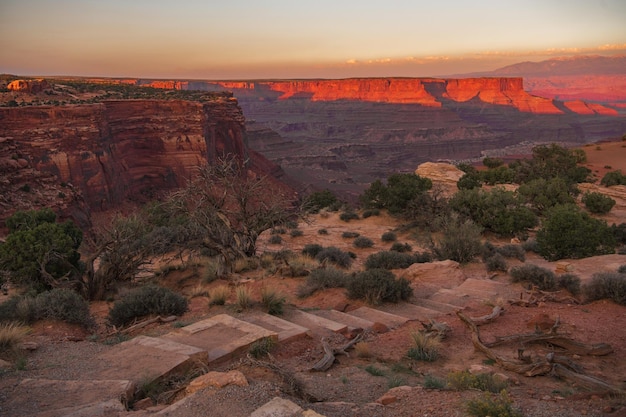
[1,277,509,417]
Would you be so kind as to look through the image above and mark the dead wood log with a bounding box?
[310,332,364,372]
[486,334,613,356]
[469,305,504,325]
[421,319,451,338]
[119,315,178,335]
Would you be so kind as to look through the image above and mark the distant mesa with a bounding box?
[7,79,49,94]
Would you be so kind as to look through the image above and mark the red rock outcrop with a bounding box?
[0,96,290,225]
[7,79,49,93]
[563,100,618,116]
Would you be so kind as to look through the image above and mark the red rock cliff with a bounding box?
[0,97,285,222]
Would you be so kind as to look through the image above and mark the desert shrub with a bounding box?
[35,288,93,327]
[481,241,496,261]
[209,285,229,306]
[260,287,287,315]
[407,331,440,362]
[0,322,30,352]
[365,365,385,376]
[289,229,304,238]
[600,170,626,187]
[249,337,276,358]
[268,234,282,245]
[496,244,526,262]
[485,253,507,272]
[353,236,374,248]
[517,177,576,214]
[613,223,626,245]
[235,286,252,311]
[347,269,413,304]
[317,228,328,235]
[342,231,360,238]
[583,272,626,305]
[282,254,317,277]
[271,227,287,235]
[361,208,380,218]
[339,211,360,222]
[381,231,397,242]
[521,239,540,253]
[365,251,426,270]
[582,192,616,214]
[302,244,324,258]
[108,286,188,327]
[431,215,482,264]
[447,370,508,393]
[465,391,522,417]
[202,259,219,283]
[315,246,353,268]
[509,264,556,291]
[536,204,616,260]
[423,374,446,389]
[303,189,339,213]
[353,341,371,358]
[482,157,504,169]
[557,273,581,295]
[297,266,349,298]
[284,220,299,229]
[510,143,590,184]
[360,173,432,214]
[390,242,412,253]
[233,257,259,273]
[619,265,626,274]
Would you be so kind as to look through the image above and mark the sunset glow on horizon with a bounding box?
[1,0,625,79]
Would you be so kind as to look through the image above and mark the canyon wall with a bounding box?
[0,96,288,225]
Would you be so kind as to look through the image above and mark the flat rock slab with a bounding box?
[457,278,505,292]
[95,335,206,383]
[250,397,303,417]
[161,314,277,364]
[438,287,496,300]
[241,312,309,342]
[311,309,375,330]
[286,309,348,334]
[1,378,133,417]
[413,298,461,313]
[377,302,441,321]
[347,306,408,329]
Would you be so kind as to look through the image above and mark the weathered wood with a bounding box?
[486,334,613,356]
[310,332,364,372]
[120,315,178,335]
[468,305,504,326]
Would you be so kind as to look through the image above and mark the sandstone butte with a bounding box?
[0,96,293,224]
[132,77,618,116]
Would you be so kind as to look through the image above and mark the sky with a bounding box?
[1,0,625,79]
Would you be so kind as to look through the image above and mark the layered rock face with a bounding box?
[7,79,49,93]
[0,96,286,224]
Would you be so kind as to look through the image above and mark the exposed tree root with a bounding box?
[310,331,364,372]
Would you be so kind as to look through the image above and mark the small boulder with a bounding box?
[185,370,248,394]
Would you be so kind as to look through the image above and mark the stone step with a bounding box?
[457,278,505,292]
[1,379,134,417]
[286,309,348,334]
[428,291,471,307]
[347,306,409,329]
[413,297,461,313]
[240,312,309,343]
[377,302,441,321]
[438,287,496,299]
[161,314,277,364]
[311,309,375,330]
[96,335,206,383]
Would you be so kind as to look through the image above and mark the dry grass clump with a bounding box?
[209,285,230,306]
[407,331,441,362]
[260,287,287,316]
[188,284,210,299]
[0,322,29,352]
[353,341,371,358]
[235,286,253,311]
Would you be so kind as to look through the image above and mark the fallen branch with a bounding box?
[468,305,504,326]
[486,334,613,356]
[311,331,364,372]
[120,315,178,335]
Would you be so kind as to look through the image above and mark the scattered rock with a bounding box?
[185,370,248,394]
[18,341,39,351]
[250,397,302,417]
[370,322,389,334]
[469,364,490,374]
[376,393,397,405]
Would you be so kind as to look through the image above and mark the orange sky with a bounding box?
[1,1,625,79]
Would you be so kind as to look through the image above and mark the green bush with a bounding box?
[557,273,581,295]
[271,227,287,235]
[318,228,329,235]
[537,204,616,260]
[381,231,397,242]
[365,251,429,270]
[390,242,412,253]
[260,288,287,315]
[315,247,353,268]
[347,269,413,304]
[517,177,576,214]
[509,264,556,290]
[447,370,508,393]
[303,189,339,213]
[582,192,616,214]
[108,286,188,327]
[485,253,507,272]
[302,244,324,258]
[619,265,626,274]
[466,391,522,417]
[407,332,440,362]
[289,229,304,237]
[482,157,504,169]
[360,173,432,214]
[423,374,446,389]
[583,272,626,305]
[353,236,374,248]
[268,234,283,244]
[361,208,380,218]
[342,231,360,238]
[600,170,626,187]
[339,211,359,222]
[496,244,526,262]
[521,239,540,253]
[35,289,93,327]
[431,215,482,264]
[297,266,350,298]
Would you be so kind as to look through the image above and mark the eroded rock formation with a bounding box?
[7,79,49,94]
[0,95,291,225]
